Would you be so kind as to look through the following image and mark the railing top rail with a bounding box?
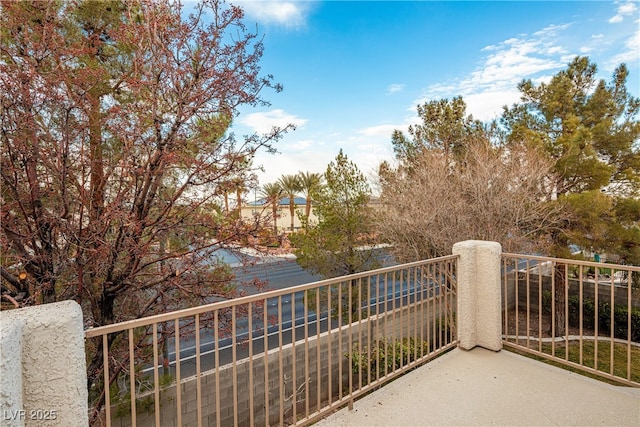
[85,254,458,338]
[502,252,640,273]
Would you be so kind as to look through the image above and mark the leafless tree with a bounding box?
[377,138,563,262]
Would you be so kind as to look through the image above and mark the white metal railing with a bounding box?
[501,253,640,387]
[85,255,458,426]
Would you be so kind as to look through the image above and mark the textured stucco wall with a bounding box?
[104,298,449,427]
[0,301,88,427]
[1,318,24,427]
[453,240,502,351]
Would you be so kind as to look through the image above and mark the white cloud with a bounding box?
[358,124,402,138]
[464,89,522,121]
[619,2,638,14]
[352,141,394,179]
[533,23,571,38]
[238,109,307,134]
[609,1,637,23]
[609,15,624,24]
[253,147,332,185]
[386,83,405,95]
[415,22,572,121]
[607,21,640,68]
[234,1,312,28]
[290,139,315,150]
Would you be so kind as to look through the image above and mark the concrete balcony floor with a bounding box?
[316,347,640,426]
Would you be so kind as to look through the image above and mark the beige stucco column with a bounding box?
[0,301,88,427]
[1,318,24,427]
[453,240,503,351]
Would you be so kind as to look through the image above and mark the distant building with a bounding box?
[241,196,382,233]
[241,196,315,233]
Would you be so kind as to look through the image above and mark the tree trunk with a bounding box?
[89,94,105,221]
[289,199,295,231]
[271,202,278,236]
[552,263,567,337]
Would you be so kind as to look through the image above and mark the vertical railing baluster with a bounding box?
[610,273,615,376]
[174,319,181,427]
[551,260,556,358]
[248,302,254,427]
[448,260,454,345]
[564,262,569,361]
[367,276,373,385]
[291,294,297,422]
[316,288,321,414]
[537,262,542,353]
[594,270,599,371]
[338,283,343,401]
[214,311,221,427]
[263,299,269,426]
[232,306,238,427]
[195,315,202,427]
[348,279,353,402]
[153,323,160,427]
[128,328,136,427]
[579,266,584,366]
[503,257,508,342]
[526,259,530,349]
[398,268,404,370]
[327,285,332,409]
[412,267,418,365]
[357,277,362,390]
[383,271,389,377]
[428,264,434,354]
[627,271,632,381]
[419,266,425,360]
[278,296,283,426]
[515,259,520,346]
[103,334,111,427]
[304,290,310,418]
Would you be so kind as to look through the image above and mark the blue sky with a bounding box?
[224,1,639,189]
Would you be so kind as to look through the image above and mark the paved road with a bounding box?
[234,257,323,293]
[146,250,409,376]
[145,257,322,376]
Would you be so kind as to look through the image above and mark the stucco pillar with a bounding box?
[1,318,24,427]
[453,240,502,351]
[0,301,88,427]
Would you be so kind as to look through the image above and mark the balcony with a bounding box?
[316,347,640,426]
[1,241,638,427]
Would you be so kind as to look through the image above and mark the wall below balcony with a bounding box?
[503,272,640,312]
[105,297,450,427]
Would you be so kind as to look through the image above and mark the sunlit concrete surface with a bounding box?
[315,347,640,426]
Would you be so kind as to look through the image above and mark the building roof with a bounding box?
[248,197,308,207]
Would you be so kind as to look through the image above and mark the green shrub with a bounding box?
[346,338,429,381]
[542,291,640,341]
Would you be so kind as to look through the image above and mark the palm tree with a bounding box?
[278,174,302,231]
[260,182,283,236]
[298,171,323,224]
[218,179,234,212]
[233,177,246,215]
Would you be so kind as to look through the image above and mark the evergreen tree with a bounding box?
[502,56,640,262]
[291,150,377,278]
[502,56,640,335]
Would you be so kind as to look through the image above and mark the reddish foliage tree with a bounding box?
[1,0,291,419]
